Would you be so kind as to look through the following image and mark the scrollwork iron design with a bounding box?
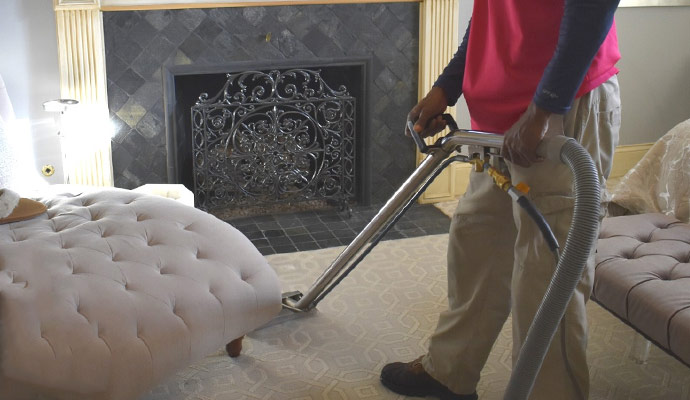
[191,69,356,211]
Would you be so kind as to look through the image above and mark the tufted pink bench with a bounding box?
[594,213,690,367]
[0,189,282,400]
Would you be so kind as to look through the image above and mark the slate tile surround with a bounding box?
[103,3,420,205]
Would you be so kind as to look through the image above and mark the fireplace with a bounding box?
[103,4,420,208]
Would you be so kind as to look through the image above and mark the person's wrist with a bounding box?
[530,102,552,123]
[430,86,449,107]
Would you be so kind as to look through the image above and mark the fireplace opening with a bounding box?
[165,60,370,217]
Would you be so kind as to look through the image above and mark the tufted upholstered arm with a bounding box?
[594,213,690,367]
[0,189,282,400]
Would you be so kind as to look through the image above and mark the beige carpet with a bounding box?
[143,234,690,399]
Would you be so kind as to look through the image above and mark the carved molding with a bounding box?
[54,0,101,11]
[416,0,459,202]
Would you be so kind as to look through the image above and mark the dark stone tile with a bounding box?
[298,216,321,225]
[389,24,413,52]
[242,7,267,26]
[229,219,258,230]
[277,218,303,229]
[382,231,404,240]
[144,10,174,31]
[194,18,223,43]
[179,33,207,61]
[324,221,349,231]
[374,67,397,94]
[258,221,282,231]
[212,32,251,60]
[272,244,297,254]
[305,223,329,233]
[126,158,152,185]
[319,214,344,223]
[257,246,276,255]
[150,152,168,180]
[289,233,314,244]
[375,7,402,33]
[177,8,207,31]
[267,236,292,246]
[106,53,129,83]
[242,230,264,240]
[138,36,177,73]
[161,18,192,46]
[388,3,418,28]
[239,36,284,60]
[110,11,142,31]
[284,226,309,236]
[275,29,315,59]
[128,18,158,49]
[301,27,332,56]
[110,35,144,65]
[338,237,357,246]
[263,229,284,238]
[283,10,313,40]
[111,141,133,173]
[110,114,131,145]
[120,130,149,162]
[131,82,163,111]
[295,242,320,252]
[107,83,129,114]
[137,112,164,140]
[219,10,256,35]
[251,238,270,247]
[116,71,145,99]
[317,238,342,249]
[311,231,335,241]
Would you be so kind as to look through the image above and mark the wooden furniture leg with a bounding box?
[226,336,244,357]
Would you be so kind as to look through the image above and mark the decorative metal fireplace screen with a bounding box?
[191,69,356,211]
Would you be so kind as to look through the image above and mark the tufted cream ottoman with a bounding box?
[0,189,282,400]
[594,213,690,367]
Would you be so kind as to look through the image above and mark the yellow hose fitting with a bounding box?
[486,166,512,191]
[515,182,530,194]
[470,157,484,172]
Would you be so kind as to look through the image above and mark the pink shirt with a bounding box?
[462,1,621,133]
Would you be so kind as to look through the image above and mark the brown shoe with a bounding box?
[380,356,478,400]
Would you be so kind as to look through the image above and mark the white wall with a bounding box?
[0,0,63,189]
[616,6,690,144]
[455,4,690,146]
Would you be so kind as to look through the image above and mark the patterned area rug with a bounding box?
[143,234,690,400]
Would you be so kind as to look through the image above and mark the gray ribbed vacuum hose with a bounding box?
[504,137,601,400]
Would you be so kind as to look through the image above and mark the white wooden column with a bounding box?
[54,0,113,186]
[417,0,462,203]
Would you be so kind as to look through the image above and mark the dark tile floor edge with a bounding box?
[224,203,451,255]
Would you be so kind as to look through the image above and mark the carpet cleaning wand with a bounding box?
[281,114,601,400]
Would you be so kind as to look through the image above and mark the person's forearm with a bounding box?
[534,0,620,114]
[433,20,471,107]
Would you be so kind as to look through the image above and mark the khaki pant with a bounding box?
[422,75,621,399]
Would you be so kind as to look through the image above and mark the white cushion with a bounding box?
[0,189,282,400]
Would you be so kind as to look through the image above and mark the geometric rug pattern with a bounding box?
[142,234,690,399]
